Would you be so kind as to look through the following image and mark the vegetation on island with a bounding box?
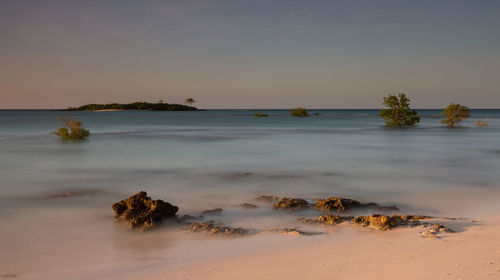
[51,116,90,140]
[290,107,309,117]
[185,98,195,106]
[441,103,470,127]
[253,112,268,117]
[66,101,197,111]
[379,93,420,126]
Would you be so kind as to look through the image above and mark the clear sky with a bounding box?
[1,0,499,109]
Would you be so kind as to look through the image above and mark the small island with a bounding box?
[65,101,197,111]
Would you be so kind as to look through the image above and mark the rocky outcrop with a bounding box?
[299,214,353,226]
[272,198,309,210]
[112,191,178,232]
[314,197,399,212]
[421,223,454,238]
[185,221,248,237]
[352,214,431,231]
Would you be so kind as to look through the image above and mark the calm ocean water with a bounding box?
[1,109,500,214]
[1,109,500,279]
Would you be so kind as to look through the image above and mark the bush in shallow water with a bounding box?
[476,119,489,127]
[253,112,268,117]
[290,107,309,117]
[52,116,90,140]
[441,103,470,128]
[379,93,420,126]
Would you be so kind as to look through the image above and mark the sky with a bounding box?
[1,0,499,109]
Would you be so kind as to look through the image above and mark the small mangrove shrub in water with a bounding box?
[441,103,470,128]
[379,93,420,126]
[476,119,489,127]
[52,116,90,140]
[290,107,309,117]
[253,112,268,117]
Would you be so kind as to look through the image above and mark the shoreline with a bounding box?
[139,214,500,280]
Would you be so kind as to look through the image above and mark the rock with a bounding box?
[266,227,321,236]
[185,221,248,237]
[314,197,399,212]
[352,214,431,231]
[299,214,353,225]
[201,208,223,214]
[112,191,178,232]
[428,223,454,233]
[314,197,362,212]
[422,231,438,238]
[240,203,258,209]
[272,197,309,210]
[255,195,279,203]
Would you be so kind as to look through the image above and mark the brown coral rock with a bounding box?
[314,197,362,212]
[185,221,247,237]
[272,197,309,210]
[299,214,353,225]
[314,197,399,212]
[352,214,431,231]
[112,191,178,232]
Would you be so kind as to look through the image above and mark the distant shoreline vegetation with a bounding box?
[65,102,197,111]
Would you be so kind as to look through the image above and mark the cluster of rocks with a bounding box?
[420,223,454,238]
[184,221,248,237]
[268,196,399,212]
[112,191,178,232]
[351,214,431,231]
[299,214,353,226]
[272,198,309,210]
[315,197,399,212]
[111,192,457,238]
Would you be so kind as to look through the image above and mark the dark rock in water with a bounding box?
[315,197,362,212]
[112,191,178,232]
[272,197,309,210]
[314,197,399,212]
[255,195,279,203]
[185,221,247,237]
[240,203,258,209]
[299,214,353,226]
[201,208,223,214]
[352,214,431,231]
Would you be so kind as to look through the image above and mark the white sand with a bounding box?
[141,216,500,280]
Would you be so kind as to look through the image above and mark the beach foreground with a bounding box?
[128,216,500,280]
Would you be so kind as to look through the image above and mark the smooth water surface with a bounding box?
[1,109,499,279]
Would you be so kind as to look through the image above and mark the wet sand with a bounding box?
[145,215,500,280]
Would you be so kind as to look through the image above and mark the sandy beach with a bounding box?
[115,215,498,280]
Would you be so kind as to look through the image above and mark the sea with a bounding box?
[1,109,499,279]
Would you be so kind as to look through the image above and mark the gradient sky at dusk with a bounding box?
[1,0,499,109]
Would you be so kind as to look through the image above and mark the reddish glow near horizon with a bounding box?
[1,1,500,109]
